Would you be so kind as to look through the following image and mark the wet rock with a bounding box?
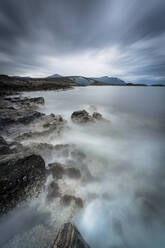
[0,136,8,146]
[24,143,70,164]
[28,97,44,105]
[0,136,12,155]
[71,109,108,124]
[61,194,83,208]
[48,162,82,180]
[15,114,67,142]
[65,167,81,179]
[52,223,90,248]
[75,197,84,208]
[47,181,60,200]
[92,112,103,120]
[49,163,65,179]
[0,154,46,215]
[0,144,11,155]
[0,108,43,129]
[61,194,73,206]
[71,110,95,124]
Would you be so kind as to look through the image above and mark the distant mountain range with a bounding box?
[91,76,126,85]
[12,74,165,86]
[48,75,126,85]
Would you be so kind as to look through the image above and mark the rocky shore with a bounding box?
[0,88,110,247]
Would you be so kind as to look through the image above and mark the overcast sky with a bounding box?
[0,0,165,82]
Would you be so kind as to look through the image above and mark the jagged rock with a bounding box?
[0,136,8,146]
[93,112,110,122]
[0,136,11,155]
[28,97,44,104]
[71,110,95,124]
[61,195,84,208]
[0,108,43,129]
[92,112,103,120]
[15,114,67,142]
[71,109,108,124]
[0,144,11,155]
[0,154,46,215]
[52,223,90,248]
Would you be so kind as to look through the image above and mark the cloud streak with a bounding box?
[0,0,165,82]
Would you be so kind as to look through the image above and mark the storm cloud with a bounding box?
[0,0,165,82]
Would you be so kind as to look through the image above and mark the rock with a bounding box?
[75,197,84,208]
[61,195,84,208]
[48,162,81,180]
[92,112,103,120]
[52,223,90,248]
[0,154,46,215]
[0,144,11,155]
[16,114,67,142]
[49,163,65,179]
[0,108,43,129]
[0,136,8,146]
[65,167,81,179]
[71,109,108,124]
[28,97,44,105]
[0,136,12,155]
[61,194,73,206]
[47,181,60,200]
[71,110,95,124]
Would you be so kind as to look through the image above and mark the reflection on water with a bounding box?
[1,86,165,248]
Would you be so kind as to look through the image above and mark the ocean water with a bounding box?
[1,86,165,248]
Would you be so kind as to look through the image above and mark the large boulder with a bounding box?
[52,223,90,248]
[0,154,46,215]
[71,110,95,124]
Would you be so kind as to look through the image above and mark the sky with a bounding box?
[0,0,165,83]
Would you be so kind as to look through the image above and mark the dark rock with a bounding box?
[61,194,73,206]
[48,162,81,180]
[28,97,44,104]
[71,110,95,124]
[52,223,90,248]
[49,163,65,179]
[61,194,83,208]
[0,154,46,215]
[47,181,60,201]
[92,112,103,120]
[0,144,11,155]
[0,136,12,155]
[65,167,81,179]
[0,109,43,129]
[75,197,84,208]
[0,136,8,146]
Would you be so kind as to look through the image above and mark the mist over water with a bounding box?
[1,86,165,248]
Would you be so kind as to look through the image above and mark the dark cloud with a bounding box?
[0,0,165,82]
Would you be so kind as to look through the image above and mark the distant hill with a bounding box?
[92,76,126,85]
[48,74,62,78]
[68,76,94,85]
